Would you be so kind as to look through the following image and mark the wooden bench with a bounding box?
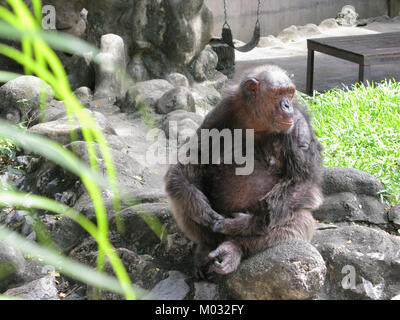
[306,32,400,95]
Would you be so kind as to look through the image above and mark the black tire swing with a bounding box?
[221,0,263,52]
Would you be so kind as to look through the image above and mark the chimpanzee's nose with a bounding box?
[280,97,292,113]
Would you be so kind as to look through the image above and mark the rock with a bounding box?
[319,18,339,29]
[159,0,213,67]
[21,216,34,237]
[46,0,213,81]
[18,159,81,202]
[192,90,213,116]
[336,5,359,27]
[51,0,86,37]
[206,70,228,92]
[120,80,174,113]
[0,76,54,126]
[222,241,326,300]
[277,25,300,43]
[112,249,163,290]
[17,156,41,174]
[393,15,400,22]
[277,24,321,43]
[82,0,212,80]
[313,192,388,225]
[0,244,26,292]
[69,138,146,221]
[74,87,93,107]
[108,202,177,252]
[4,210,29,230]
[322,167,384,197]
[144,271,190,300]
[0,239,53,290]
[74,87,93,99]
[258,35,285,48]
[46,0,90,90]
[392,294,400,300]
[162,110,204,143]
[4,275,59,300]
[297,24,321,38]
[194,282,219,300]
[165,73,190,88]
[72,246,163,296]
[388,204,400,227]
[154,232,194,272]
[16,259,57,286]
[39,100,67,123]
[312,225,400,300]
[127,56,151,83]
[190,47,218,82]
[29,110,117,145]
[191,82,222,107]
[156,87,196,114]
[41,214,86,253]
[94,34,127,101]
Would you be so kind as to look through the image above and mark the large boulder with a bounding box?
[221,241,326,300]
[314,167,388,226]
[313,192,387,225]
[321,167,384,197]
[82,0,213,80]
[0,76,54,126]
[312,225,400,300]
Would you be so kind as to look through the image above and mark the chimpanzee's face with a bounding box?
[243,68,296,132]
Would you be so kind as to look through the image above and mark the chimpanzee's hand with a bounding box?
[200,208,225,228]
[208,241,242,275]
[212,212,253,235]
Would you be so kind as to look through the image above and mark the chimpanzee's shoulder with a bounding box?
[291,106,312,149]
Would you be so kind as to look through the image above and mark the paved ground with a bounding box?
[232,20,400,93]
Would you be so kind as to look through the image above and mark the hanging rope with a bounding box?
[221,0,263,52]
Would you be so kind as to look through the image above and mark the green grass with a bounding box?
[303,80,400,204]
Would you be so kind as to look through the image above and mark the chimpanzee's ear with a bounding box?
[243,77,259,97]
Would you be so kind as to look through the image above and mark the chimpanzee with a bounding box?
[165,65,323,278]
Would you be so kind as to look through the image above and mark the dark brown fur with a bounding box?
[164,65,323,278]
